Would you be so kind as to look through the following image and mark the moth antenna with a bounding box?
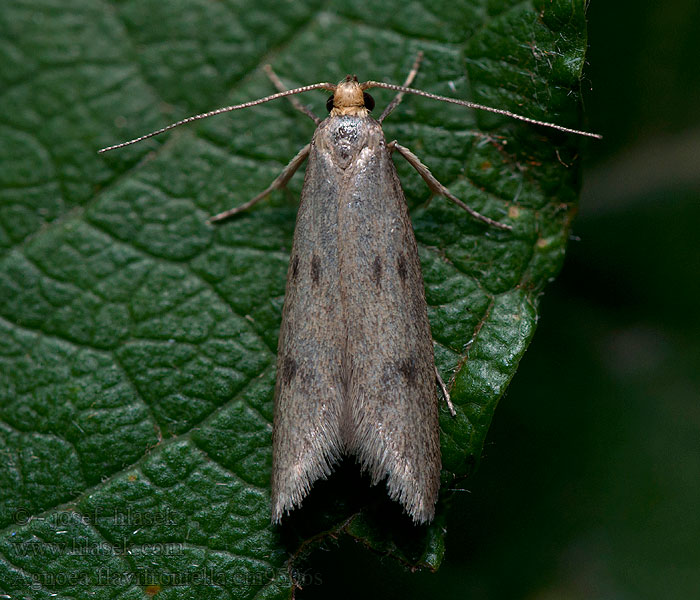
[378,50,424,123]
[98,82,336,153]
[361,82,602,139]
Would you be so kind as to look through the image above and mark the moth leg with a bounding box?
[207,143,311,223]
[389,141,512,231]
[379,51,424,123]
[436,367,456,417]
[263,65,321,124]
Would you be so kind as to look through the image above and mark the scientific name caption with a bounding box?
[10,507,323,588]
[28,567,322,589]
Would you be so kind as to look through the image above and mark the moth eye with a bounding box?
[326,95,335,112]
[363,92,375,111]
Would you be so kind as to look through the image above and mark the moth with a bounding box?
[100,53,599,524]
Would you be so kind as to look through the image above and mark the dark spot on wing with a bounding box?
[398,356,418,386]
[290,255,299,282]
[371,255,382,287]
[311,254,321,285]
[397,253,408,283]
[280,356,297,386]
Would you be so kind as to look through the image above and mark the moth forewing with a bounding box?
[269,115,346,524]
[337,117,441,523]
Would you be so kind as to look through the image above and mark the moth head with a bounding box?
[326,75,374,116]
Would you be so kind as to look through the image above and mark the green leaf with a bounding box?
[0,0,591,596]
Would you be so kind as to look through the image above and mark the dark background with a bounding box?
[305,0,700,597]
